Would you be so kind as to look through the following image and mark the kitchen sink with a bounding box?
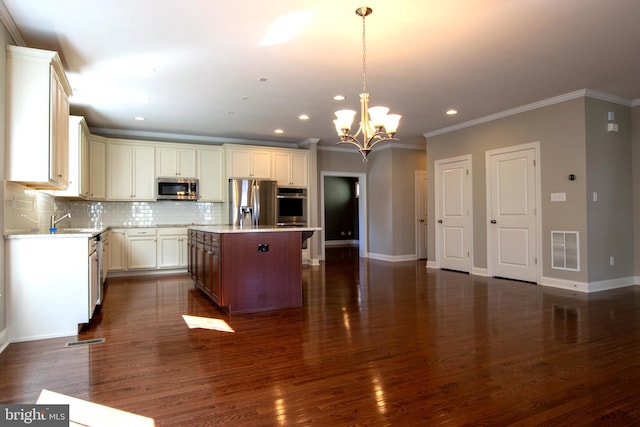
[53,228,102,234]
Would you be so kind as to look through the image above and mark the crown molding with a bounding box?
[89,127,303,149]
[0,0,25,45]
[318,142,424,154]
[424,89,635,138]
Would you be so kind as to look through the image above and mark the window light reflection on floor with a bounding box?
[181,315,235,332]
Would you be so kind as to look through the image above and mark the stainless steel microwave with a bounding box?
[156,178,199,201]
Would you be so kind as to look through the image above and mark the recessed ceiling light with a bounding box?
[446,109,458,115]
[333,95,346,101]
[133,116,145,121]
[298,114,309,120]
[258,77,268,82]
[241,96,249,101]
[274,129,284,134]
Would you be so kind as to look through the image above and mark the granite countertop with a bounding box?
[4,224,320,239]
[4,227,108,239]
[188,225,322,234]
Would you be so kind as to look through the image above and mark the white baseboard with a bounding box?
[10,330,78,343]
[426,260,437,269]
[0,328,9,354]
[472,267,489,277]
[540,275,636,293]
[367,252,417,262]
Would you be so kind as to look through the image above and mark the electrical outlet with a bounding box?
[610,256,615,266]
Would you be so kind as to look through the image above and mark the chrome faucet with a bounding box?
[50,213,71,229]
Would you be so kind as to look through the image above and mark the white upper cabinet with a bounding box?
[225,145,272,179]
[6,46,72,190]
[197,147,225,202]
[156,146,197,178]
[272,150,309,187]
[107,141,155,201]
[89,135,107,200]
[55,116,90,198]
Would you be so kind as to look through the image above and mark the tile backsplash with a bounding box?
[4,181,227,232]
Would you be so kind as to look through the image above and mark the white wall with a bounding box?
[0,17,18,351]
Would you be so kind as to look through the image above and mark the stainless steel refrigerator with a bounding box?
[229,179,278,227]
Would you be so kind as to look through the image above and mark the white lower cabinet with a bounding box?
[107,228,191,275]
[157,227,188,269]
[126,228,157,270]
[6,236,92,342]
[107,228,126,271]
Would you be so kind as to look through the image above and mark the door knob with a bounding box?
[437,219,443,223]
[490,220,497,224]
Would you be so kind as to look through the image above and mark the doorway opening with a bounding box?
[320,172,367,260]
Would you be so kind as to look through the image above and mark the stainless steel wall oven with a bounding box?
[277,187,307,226]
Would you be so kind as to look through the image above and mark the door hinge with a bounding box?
[466,169,469,175]
[467,251,470,258]
[533,159,536,167]
[534,257,538,264]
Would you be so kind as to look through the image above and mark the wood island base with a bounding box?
[188,227,313,314]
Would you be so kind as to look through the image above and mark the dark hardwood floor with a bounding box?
[3,247,640,425]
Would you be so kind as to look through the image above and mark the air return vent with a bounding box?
[65,338,105,348]
[551,231,579,271]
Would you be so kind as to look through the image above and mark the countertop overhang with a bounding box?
[188,225,321,234]
[5,224,321,239]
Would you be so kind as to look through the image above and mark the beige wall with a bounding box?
[367,148,393,256]
[427,98,590,281]
[317,146,426,258]
[585,98,634,282]
[391,148,427,256]
[632,105,640,278]
[427,96,639,286]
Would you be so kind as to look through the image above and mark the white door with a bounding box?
[416,171,428,259]
[435,157,471,272]
[487,146,538,282]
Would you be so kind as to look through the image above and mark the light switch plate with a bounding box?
[550,192,566,202]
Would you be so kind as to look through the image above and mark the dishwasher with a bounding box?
[89,236,100,318]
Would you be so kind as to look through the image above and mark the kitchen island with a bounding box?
[187,226,319,314]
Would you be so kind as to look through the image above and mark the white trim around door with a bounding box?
[320,171,368,261]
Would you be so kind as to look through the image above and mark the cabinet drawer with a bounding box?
[125,228,157,237]
[157,227,187,236]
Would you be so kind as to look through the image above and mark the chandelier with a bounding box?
[333,6,401,162]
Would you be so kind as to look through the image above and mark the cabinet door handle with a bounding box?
[490,220,497,224]
[437,219,443,224]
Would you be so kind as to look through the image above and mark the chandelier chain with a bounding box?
[361,9,367,94]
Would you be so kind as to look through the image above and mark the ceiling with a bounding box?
[3,0,640,150]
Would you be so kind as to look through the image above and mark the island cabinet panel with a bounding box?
[222,232,302,313]
[189,230,303,313]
